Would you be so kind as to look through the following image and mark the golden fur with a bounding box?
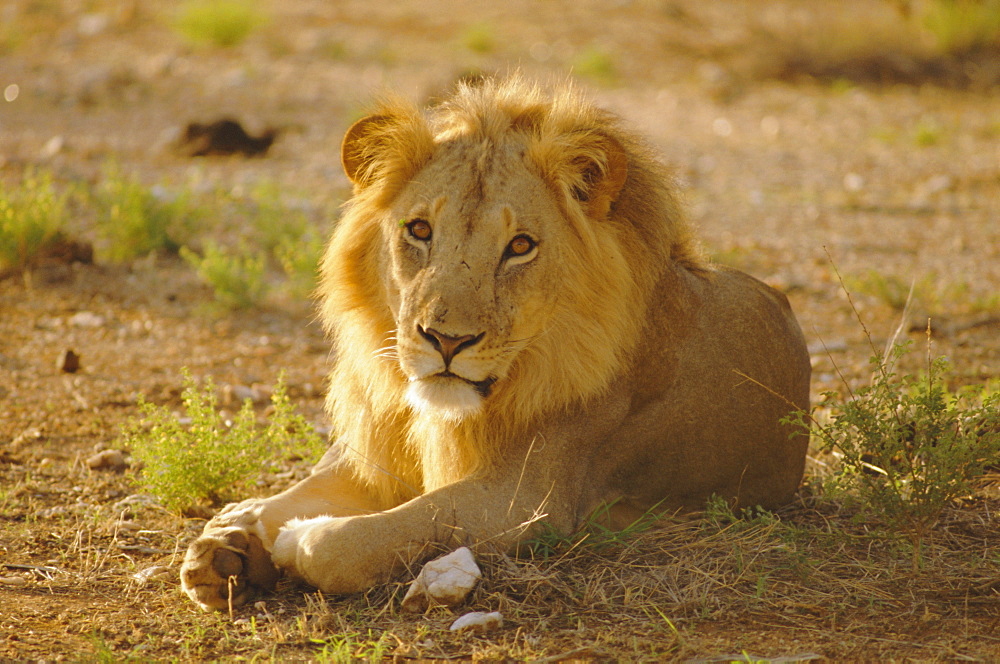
[321,76,701,504]
[179,75,810,610]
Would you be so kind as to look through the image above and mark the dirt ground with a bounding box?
[1,0,999,661]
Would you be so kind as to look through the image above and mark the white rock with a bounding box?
[86,449,127,472]
[400,547,481,613]
[449,611,503,633]
[0,576,28,587]
[41,135,65,159]
[69,311,106,328]
[843,172,865,192]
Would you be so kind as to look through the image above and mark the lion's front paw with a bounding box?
[180,526,280,611]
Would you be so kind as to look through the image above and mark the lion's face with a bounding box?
[333,91,636,425]
[384,139,564,419]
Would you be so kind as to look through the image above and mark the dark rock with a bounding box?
[58,349,81,373]
[177,119,278,157]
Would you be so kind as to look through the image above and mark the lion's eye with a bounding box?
[406,219,432,242]
[506,234,536,257]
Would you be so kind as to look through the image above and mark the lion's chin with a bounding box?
[406,377,484,421]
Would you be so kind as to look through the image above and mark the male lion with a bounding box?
[181,76,811,610]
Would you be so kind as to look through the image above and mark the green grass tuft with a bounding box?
[92,165,196,262]
[573,47,618,85]
[125,370,325,514]
[0,169,67,273]
[181,241,269,310]
[785,340,1000,570]
[921,0,1000,54]
[460,23,496,54]
[174,0,267,48]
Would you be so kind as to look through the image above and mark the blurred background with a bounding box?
[2,0,998,402]
[1,3,999,660]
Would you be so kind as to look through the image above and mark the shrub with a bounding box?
[125,370,325,514]
[92,166,195,262]
[274,234,324,299]
[174,0,266,48]
[461,23,496,54]
[786,339,1000,569]
[920,0,1000,54]
[0,169,67,273]
[573,47,618,85]
[180,241,268,309]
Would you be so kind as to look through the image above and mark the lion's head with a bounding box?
[319,76,701,494]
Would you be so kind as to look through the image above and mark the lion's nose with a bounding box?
[417,326,484,367]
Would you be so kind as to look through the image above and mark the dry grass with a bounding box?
[3,454,998,661]
[2,0,999,660]
[730,2,1000,90]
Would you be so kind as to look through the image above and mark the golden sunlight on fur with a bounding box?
[180,74,811,610]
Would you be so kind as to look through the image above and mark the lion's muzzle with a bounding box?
[417,325,484,368]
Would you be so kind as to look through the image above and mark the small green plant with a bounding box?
[93,165,195,261]
[461,22,496,54]
[573,47,618,85]
[913,118,943,147]
[920,0,1000,54]
[845,270,927,311]
[527,499,668,558]
[786,340,1000,569]
[845,270,999,315]
[311,631,392,663]
[275,234,324,298]
[703,494,778,532]
[237,181,327,299]
[174,0,266,48]
[0,169,68,273]
[181,241,268,309]
[125,370,325,513]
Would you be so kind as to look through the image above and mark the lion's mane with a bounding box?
[317,76,703,505]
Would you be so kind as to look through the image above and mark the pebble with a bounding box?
[112,494,160,512]
[449,611,503,633]
[401,547,481,612]
[843,172,865,192]
[40,135,65,159]
[0,576,28,587]
[114,520,143,533]
[221,383,271,406]
[86,449,127,472]
[69,311,106,328]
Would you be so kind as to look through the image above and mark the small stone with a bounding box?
[132,565,172,586]
[86,449,127,472]
[114,520,143,532]
[221,384,271,407]
[57,349,81,373]
[77,13,110,37]
[449,611,503,633]
[111,494,160,512]
[40,135,65,159]
[0,576,28,587]
[69,311,106,328]
[401,547,481,613]
[843,172,864,192]
[923,173,953,195]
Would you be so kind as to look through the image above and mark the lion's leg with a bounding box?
[270,468,578,595]
[181,463,383,610]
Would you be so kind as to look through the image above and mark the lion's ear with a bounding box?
[537,131,629,220]
[568,135,628,219]
[341,110,434,190]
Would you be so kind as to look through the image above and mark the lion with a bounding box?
[180,75,811,610]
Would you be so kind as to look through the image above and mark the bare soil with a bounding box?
[2,0,998,661]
